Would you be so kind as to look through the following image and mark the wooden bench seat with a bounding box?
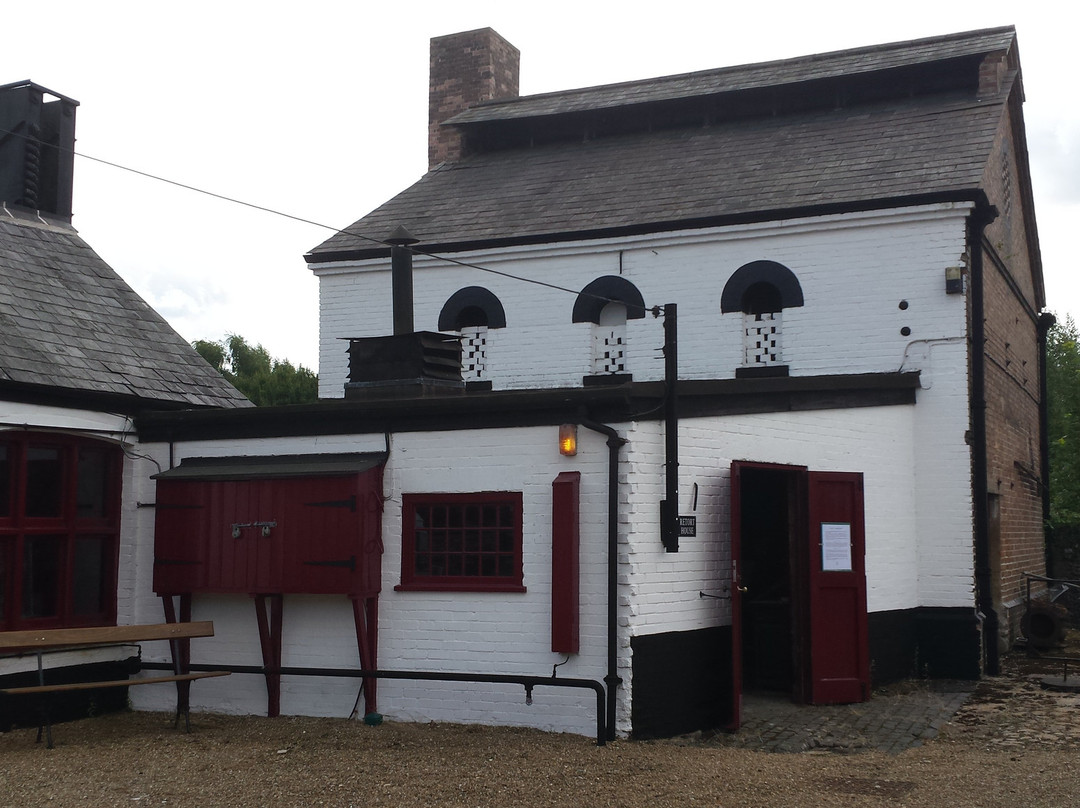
[1,670,231,696]
[0,622,230,748]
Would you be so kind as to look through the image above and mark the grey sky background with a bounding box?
[6,2,1076,371]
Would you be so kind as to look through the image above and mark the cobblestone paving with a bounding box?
[680,681,976,754]
[674,646,1080,755]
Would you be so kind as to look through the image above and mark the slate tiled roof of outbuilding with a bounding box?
[0,210,251,409]
[309,27,1015,261]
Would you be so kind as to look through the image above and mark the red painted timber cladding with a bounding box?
[153,468,383,596]
[551,471,581,654]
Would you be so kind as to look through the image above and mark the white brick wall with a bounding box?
[129,427,611,737]
[313,203,972,397]
[127,369,973,737]
[121,201,978,737]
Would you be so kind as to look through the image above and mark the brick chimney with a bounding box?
[0,81,78,222]
[428,28,519,170]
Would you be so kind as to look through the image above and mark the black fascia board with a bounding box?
[0,379,224,417]
[304,190,988,265]
[134,372,920,443]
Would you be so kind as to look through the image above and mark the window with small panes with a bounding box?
[397,492,524,592]
[0,433,122,630]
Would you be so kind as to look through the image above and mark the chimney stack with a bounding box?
[428,28,519,170]
[0,82,78,222]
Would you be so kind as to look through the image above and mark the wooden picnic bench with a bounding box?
[0,621,230,748]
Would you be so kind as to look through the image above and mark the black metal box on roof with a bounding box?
[345,332,464,399]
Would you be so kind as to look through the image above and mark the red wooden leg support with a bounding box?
[350,595,379,716]
[254,594,284,718]
[161,594,194,729]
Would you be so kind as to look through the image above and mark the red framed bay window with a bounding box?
[0,433,122,630]
[397,492,525,592]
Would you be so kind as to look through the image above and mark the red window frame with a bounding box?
[0,433,122,630]
[397,492,525,593]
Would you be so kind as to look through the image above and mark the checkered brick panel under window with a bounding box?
[460,326,488,380]
[593,326,627,375]
[744,311,782,365]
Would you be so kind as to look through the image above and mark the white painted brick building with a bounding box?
[127,26,1048,740]
[5,28,1048,741]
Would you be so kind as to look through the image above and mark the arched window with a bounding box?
[573,277,645,379]
[438,287,506,385]
[721,261,804,374]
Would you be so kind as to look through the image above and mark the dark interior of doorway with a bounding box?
[739,467,800,695]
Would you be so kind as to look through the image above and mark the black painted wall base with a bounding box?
[631,607,980,738]
[0,659,135,732]
[869,607,982,682]
[631,626,730,739]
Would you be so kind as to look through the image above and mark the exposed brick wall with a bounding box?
[428,28,519,170]
[976,87,1047,647]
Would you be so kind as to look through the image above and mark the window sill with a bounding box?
[736,365,789,379]
[395,580,526,594]
[583,373,633,387]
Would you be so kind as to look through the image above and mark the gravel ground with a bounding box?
[3,652,1079,808]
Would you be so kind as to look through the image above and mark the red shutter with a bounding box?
[551,471,580,654]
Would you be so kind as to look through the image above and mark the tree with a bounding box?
[194,335,318,407]
[1047,315,1080,527]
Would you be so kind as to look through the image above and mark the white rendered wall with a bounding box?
[128,427,611,738]
[613,398,974,722]
[126,381,972,737]
[314,203,973,398]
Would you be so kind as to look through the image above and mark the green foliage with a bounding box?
[1047,315,1080,527]
[194,334,318,407]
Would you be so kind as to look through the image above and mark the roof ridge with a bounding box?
[463,25,1016,116]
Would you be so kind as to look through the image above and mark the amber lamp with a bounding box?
[559,423,578,456]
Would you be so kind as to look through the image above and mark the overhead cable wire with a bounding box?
[1,125,655,312]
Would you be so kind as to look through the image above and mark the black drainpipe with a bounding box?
[579,410,627,741]
[661,303,680,553]
[969,199,999,676]
[1037,311,1056,571]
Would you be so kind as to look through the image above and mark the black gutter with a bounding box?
[141,662,607,746]
[305,190,990,264]
[0,379,247,417]
[134,372,920,443]
[579,411,627,742]
[969,199,999,675]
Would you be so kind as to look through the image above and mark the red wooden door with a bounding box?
[727,462,745,729]
[153,480,208,594]
[806,471,869,704]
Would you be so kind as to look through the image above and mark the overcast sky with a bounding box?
[6,2,1076,370]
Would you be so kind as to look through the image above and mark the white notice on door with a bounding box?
[821,522,852,572]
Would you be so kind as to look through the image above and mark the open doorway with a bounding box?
[730,461,868,726]
[737,465,804,697]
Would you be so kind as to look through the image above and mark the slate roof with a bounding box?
[0,209,251,409]
[448,26,1016,124]
[309,27,1016,261]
